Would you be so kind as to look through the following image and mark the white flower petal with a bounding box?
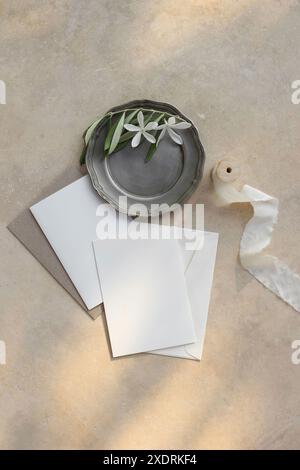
[168,116,176,125]
[168,127,183,145]
[145,121,158,131]
[132,131,142,147]
[157,123,166,130]
[157,126,166,145]
[137,111,144,128]
[170,121,191,130]
[143,131,156,144]
[124,123,140,131]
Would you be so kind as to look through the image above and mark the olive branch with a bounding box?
[80,107,191,165]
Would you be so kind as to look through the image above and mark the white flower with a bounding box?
[157,116,191,145]
[124,111,158,148]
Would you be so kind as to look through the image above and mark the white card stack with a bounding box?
[31,176,218,360]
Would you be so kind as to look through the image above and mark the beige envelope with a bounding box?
[7,166,102,320]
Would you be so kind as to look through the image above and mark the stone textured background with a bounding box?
[1,0,300,449]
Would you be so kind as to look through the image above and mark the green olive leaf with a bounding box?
[79,145,87,166]
[145,126,163,163]
[105,109,138,155]
[109,112,126,155]
[144,142,157,163]
[104,117,116,152]
[144,111,154,126]
[111,139,131,155]
[124,109,138,124]
[119,131,134,144]
[84,117,102,145]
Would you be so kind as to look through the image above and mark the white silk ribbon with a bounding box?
[212,159,300,313]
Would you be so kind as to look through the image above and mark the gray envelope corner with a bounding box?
[6,166,102,321]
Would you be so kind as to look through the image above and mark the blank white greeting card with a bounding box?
[151,230,218,360]
[30,175,128,310]
[93,238,196,357]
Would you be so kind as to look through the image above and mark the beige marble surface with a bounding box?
[1,0,300,450]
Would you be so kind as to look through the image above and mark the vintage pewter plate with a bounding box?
[86,100,205,216]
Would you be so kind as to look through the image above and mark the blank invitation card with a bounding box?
[151,230,219,360]
[30,175,128,310]
[93,238,196,357]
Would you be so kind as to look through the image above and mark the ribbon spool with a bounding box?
[211,159,248,206]
[213,159,241,183]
